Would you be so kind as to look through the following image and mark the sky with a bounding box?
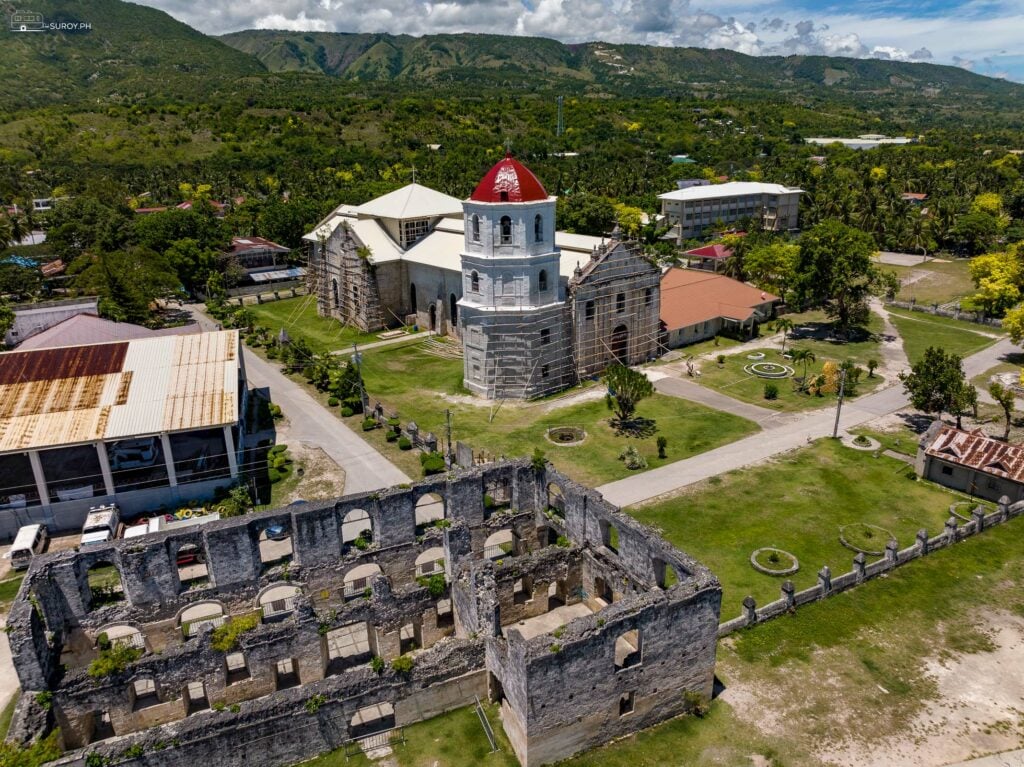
[136,0,1024,82]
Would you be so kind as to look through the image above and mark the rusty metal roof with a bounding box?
[925,425,1024,483]
[0,330,240,453]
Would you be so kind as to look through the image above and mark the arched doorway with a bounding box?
[428,303,437,331]
[611,324,629,364]
[449,293,458,326]
[409,283,417,314]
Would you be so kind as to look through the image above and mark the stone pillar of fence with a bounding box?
[853,553,866,582]
[997,495,1010,522]
[818,565,831,594]
[781,580,795,610]
[742,596,757,625]
[423,433,438,453]
[916,529,929,555]
[406,421,419,446]
[972,507,986,533]
[945,516,959,543]
[884,539,899,567]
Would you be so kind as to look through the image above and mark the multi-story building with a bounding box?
[659,181,803,243]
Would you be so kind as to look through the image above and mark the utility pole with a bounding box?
[832,368,847,439]
[352,342,367,413]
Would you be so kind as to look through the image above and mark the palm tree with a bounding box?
[776,317,794,355]
[790,348,816,391]
[0,215,13,249]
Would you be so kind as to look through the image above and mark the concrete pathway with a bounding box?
[598,337,1019,508]
[870,298,912,382]
[183,304,410,495]
[644,369,786,425]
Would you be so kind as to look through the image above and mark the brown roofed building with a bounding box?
[660,268,779,348]
[916,421,1024,503]
[15,313,201,351]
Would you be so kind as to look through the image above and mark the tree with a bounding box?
[775,317,794,354]
[1004,305,1024,344]
[612,203,644,239]
[790,348,816,390]
[950,211,1000,256]
[556,193,616,236]
[0,301,14,342]
[604,364,653,423]
[745,242,798,298]
[71,248,180,324]
[792,221,885,336]
[968,249,1022,316]
[988,381,1016,440]
[900,347,974,425]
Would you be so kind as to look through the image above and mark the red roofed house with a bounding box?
[226,236,292,272]
[660,268,780,348]
[916,421,1024,503]
[683,243,734,272]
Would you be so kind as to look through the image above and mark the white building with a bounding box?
[659,181,803,243]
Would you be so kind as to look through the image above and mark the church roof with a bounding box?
[470,154,549,203]
[355,183,462,220]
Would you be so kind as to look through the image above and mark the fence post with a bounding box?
[971,507,986,533]
[945,516,959,543]
[884,539,899,567]
[915,529,929,556]
[817,565,831,595]
[781,580,795,610]
[853,553,866,582]
[997,495,1010,522]
[742,596,757,625]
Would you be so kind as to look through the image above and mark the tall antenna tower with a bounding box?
[556,95,564,137]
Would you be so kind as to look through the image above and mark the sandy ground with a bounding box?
[272,419,347,503]
[722,610,1024,767]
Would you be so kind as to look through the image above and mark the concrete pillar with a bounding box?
[224,425,239,478]
[161,433,177,487]
[28,451,49,506]
[853,553,866,581]
[95,443,115,497]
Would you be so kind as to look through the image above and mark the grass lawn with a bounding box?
[629,439,965,609]
[0,575,24,611]
[353,342,759,486]
[886,258,976,305]
[887,308,1001,364]
[0,693,20,740]
[248,296,380,354]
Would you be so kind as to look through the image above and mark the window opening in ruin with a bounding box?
[414,494,445,534]
[513,575,534,605]
[601,521,619,554]
[541,364,549,379]
[87,561,125,609]
[539,268,548,291]
[535,214,544,243]
[546,483,565,519]
[275,657,300,690]
[131,678,159,710]
[180,601,226,638]
[176,543,208,591]
[614,630,642,670]
[90,711,114,743]
[645,287,653,306]
[500,216,512,244]
[594,576,614,605]
[436,599,454,629]
[449,293,458,326]
[483,529,516,561]
[488,672,505,704]
[653,558,680,589]
[325,622,372,675]
[259,583,301,621]
[538,525,559,547]
[409,283,417,313]
[619,691,635,716]
[185,681,208,714]
[343,563,383,600]
[332,278,339,309]
[350,702,396,739]
[259,522,293,569]
[399,622,422,654]
[547,580,567,610]
[484,477,511,516]
[429,303,437,331]
[225,652,250,684]
[415,547,446,579]
[341,508,373,552]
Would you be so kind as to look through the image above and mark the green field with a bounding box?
[887,308,1001,363]
[888,258,976,305]
[629,439,965,609]
[352,342,759,486]
[248,296,380,354]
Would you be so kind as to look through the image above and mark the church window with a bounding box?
[401,218,430,248]
[332,279,339,309]
[540,328,550,346]
[472,214,480,242]
[539,269,548,292]
[585,300,595,320]
[541,364,550,379]
[534,214,544,243]
[500,216,513,245]
[470,271,479,292]
[644,288,653,306]
[502,272,515,295]
[616,293,626,313]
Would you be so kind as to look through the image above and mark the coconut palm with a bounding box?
[790,348,816,391]
[775,317,794,355]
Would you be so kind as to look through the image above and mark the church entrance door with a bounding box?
[611,324,629,364]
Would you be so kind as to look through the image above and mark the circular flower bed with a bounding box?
[949,501,979,521]
[545,426,586,446]
[838,523,896,556]
[746,352,766,360]
[842,434,881,452]
[744,362,795,379]
[750,547,800,576]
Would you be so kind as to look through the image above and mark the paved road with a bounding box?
[243,350,410,494]
[598,337,1019,508]
[645,370,787,425]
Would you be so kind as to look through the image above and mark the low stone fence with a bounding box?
[885,300,1003,328]
[718,497,1023,637]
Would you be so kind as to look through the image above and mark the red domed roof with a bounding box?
[470,153,549,203]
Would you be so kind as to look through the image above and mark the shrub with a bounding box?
[269,443,288,455]
[267,467,282,484]
[85,750,108,767]
[353,531,371,550]
[398,436,412,450]
[361,417,377,431]
[210,612,260,652]
[340,406,354,417]
[305,694,327,714]
[342,397,363,415]
[34,691,53,710]
[272,455,288,469]
[531,447,547,471]
[390,655,414,674]
[618,445,648,470]
[370,656,386,674]
[123,744,145,759]
[229,704,240,713]
[268,403,283,420]
[421,452,446,476]
[88,643,143,678]
[549,643,562,654]
[656,435,667,459]
[327,397,339,407]
[387,417,400,427]
[556,535,570,548]
[416,573,447,598]
[682,690,710,718]
[717,354,726,364]
[763,382,779,400]
[385,431,398,442]
[212,702,226,712]
[483,493,495,509]
[96,632,111,651]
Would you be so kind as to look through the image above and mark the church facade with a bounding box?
[304,155,661,399]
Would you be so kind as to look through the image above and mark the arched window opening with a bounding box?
[483,529,516,560]
[341,508,373,552]
[87,561,125,609]
[472,214,480,242]
[500,216,512,244]
[176,543,208,591]
[343,563,383,600]
[614,629,642,670]
[259,522,293,569]
[538,269,548,292]
[179,601,226,639]
[449,293,458,325]
[470,270,479,292]
[258,583,301,621]
[546,483,564,518]
[534,214,544,243]
[415,547,446,578]
[415,493,445,533]
[409,283,417,314]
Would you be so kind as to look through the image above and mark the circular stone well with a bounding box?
[746,352,766,360]
[545,426,587,446]
[750,547,800,576]
[839,523,896,556]
[744,362,794,379]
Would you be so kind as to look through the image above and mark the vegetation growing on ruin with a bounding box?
[210,612,260,652]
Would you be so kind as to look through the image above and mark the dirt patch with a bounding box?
[283,443,346,503]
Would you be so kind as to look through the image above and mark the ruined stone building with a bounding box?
[304,155,662,398]
[7,460,721,767]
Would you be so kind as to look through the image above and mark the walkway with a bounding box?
[598,337,1019,508]
[184,304,410,494]
[644,370,786,424]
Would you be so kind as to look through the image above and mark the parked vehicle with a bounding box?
[9,524,48,570]
[80,505,122,546]
[109,438,158,471]
[265,524,290,541]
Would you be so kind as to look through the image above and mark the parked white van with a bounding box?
[9,524,48,570]
[81,505,122,547]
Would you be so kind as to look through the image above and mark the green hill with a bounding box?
[0,0,264,110]
[220,29,1024,108]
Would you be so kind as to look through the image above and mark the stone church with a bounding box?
[304,154,661,399]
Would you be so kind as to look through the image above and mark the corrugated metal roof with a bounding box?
[925,425,1024,483]
[0,330,240,453]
